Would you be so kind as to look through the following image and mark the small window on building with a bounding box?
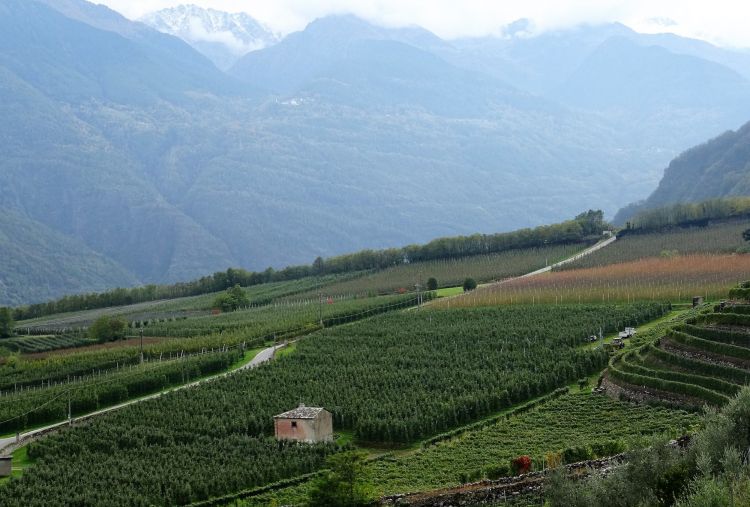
[291,421,298,429]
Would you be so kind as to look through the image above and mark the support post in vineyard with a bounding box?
[140,326,144,365]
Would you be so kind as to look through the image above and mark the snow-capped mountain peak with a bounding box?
[140,4,279,70]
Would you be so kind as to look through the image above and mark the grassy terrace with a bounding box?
[608,292,750,409]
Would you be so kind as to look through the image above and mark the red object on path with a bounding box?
[327,297,334,304]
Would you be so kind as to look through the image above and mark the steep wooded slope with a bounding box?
[615,121,750,223]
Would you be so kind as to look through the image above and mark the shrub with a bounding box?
[511,455,532,475]
[485,463,511,480]
[545,451,563,470]
[213,285,251,312]
[88,316,127,343]
[463,278,477,292]
[562,445,592,464]
[426,277,438,291]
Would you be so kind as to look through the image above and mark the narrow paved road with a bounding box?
[0,343,286,455]
[518,235,617,278]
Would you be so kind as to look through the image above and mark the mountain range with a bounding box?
[140,5,279,70]
[1,0,750,305]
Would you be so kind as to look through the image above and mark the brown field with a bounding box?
[434,254,750,307]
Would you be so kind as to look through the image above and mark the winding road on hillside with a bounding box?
[0,343,286,456]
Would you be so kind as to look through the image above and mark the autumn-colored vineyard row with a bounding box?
[438,255,750,308]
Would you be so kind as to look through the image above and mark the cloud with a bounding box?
[184,17,265,53]
[96,0,750,49]
[648,17,678,28]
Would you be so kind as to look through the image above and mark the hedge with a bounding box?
[608,362,730,406]
[648,343,750,385]
[618,351,740,396]
[680,324,750,348]
[667,330,750,361]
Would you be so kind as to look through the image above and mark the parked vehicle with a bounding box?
[618,327,636,339]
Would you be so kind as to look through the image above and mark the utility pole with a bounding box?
[415,283,423,308]
[68,391,72,425]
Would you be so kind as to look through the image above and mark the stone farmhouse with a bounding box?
[273,404,333,443]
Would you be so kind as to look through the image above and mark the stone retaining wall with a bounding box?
[378,455,623,506]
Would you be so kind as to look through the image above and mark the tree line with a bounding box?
[11,210,606,321]
[624,197,750,233]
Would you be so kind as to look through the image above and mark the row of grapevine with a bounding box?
[438,254,750,307]
[0,350,241,433]
[0,294,418,391]
[0,303,666,505]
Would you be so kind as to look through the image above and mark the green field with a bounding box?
[141,293,416,338]
[239,392,698,505]
[0,333,94,353]
[14,275,353,333]
[0,349,242,434]
[0,294,418,391]
[286,243,591,300]
[0,303,667,505]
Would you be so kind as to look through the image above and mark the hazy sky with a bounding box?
[97,0,750,49]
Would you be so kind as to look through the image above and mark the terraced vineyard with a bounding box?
[0,303,666,505]
[606,285,750,408]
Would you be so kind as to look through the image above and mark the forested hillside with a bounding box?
[2,0,750,304]
[616,121,750,223]
[0,211,138,306]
